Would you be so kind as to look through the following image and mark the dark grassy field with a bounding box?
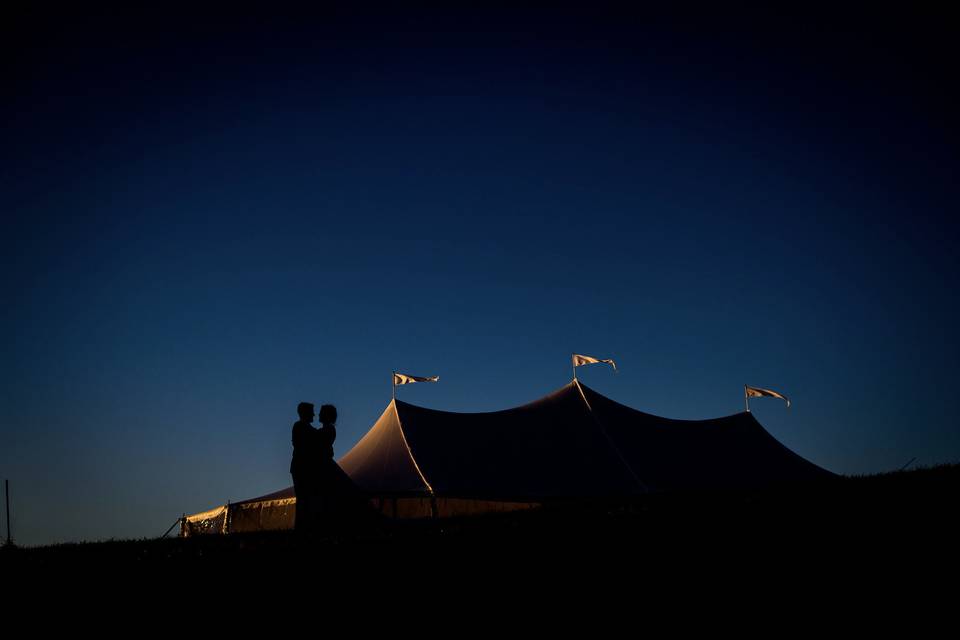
[4,464,958,571]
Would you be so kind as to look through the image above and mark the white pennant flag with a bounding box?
[745,385,791,408]
[393,373,440,386]
[572,354,617,371]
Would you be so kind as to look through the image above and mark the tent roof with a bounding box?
[338,380,833,498]
[339,381,642,499]
[234,379,834,506]
[234,486,293,505]
[578,382,833,491]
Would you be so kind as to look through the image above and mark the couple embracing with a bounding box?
[290,402,341,533]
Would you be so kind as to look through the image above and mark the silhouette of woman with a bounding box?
[317,404,337,463]
[314,404,376,534]
[315,404,339,527]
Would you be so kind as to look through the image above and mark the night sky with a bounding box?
[3,6,958,545]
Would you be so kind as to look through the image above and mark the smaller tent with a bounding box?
[181,487,295,536]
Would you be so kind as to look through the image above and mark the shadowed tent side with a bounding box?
[578,381,837,491]
[336,381,638,517]
[394,381,640,500]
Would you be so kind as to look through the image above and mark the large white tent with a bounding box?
[182,380,833,535]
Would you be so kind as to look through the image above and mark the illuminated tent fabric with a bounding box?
[181,380,834,535]
[181,487,295,536]
[339,381,643,499]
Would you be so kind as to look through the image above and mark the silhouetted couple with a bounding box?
[290,402,370,535]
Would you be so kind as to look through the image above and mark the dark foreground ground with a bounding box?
[4,464,958,575]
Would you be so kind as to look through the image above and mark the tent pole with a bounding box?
[745,385,750,412]
[575,382,649,493]
[392,371,396,401]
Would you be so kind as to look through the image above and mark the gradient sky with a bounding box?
[3,6,958,546]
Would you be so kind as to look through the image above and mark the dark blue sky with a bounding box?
[3,6,958,545]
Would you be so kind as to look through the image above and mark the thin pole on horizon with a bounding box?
[744,385,750,413]
[392,371,396,401]
[5,479,11,547]
[572,354,577,382]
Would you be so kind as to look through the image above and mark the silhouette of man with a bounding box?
[291,402,320,533]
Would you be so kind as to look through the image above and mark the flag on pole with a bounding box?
[745,385,791,408]
[572,354,617,371]
[393,373,440,386]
